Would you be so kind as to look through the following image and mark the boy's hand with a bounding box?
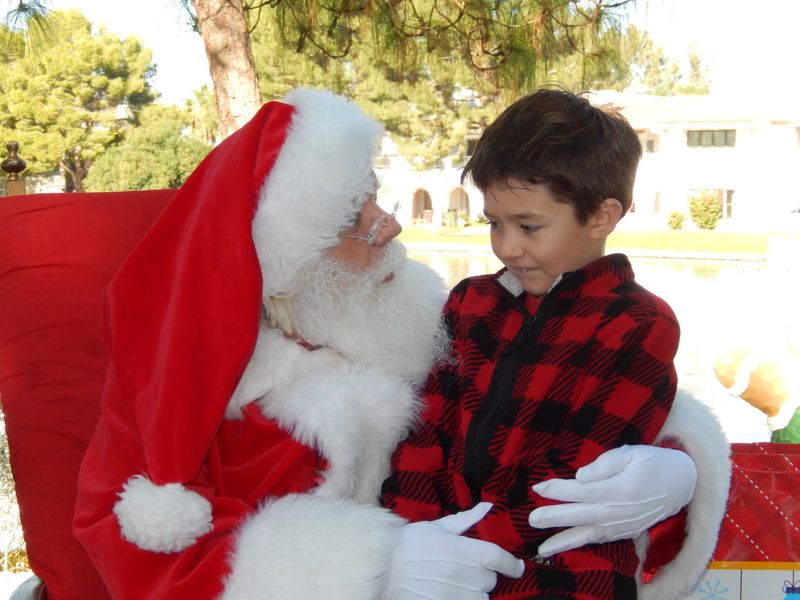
[385,502,525,600]
[528,445,697,557]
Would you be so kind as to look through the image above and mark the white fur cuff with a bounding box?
[638,390,732,600]
[113,475,213,553]
[222,494,404,600]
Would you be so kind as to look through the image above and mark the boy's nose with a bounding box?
[495,233,522,260]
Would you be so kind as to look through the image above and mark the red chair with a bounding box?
[1,189,174,599]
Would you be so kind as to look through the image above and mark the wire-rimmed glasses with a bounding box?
[340,201,400,245]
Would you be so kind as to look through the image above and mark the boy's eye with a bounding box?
[487,219,499,229]
[522,224,541,233]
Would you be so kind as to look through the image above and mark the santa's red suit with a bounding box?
[73,89,729,600]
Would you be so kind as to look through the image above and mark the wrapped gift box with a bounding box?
[687,442,800,599]
[713,442,800,564]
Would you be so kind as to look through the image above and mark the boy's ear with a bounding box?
[589,198,623,239]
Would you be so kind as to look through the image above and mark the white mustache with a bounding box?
[289,245,450,384]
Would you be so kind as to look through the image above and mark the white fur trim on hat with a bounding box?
[253,88,383,296]
[113,475,213,553]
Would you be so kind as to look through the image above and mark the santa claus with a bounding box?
[74,88,729,599]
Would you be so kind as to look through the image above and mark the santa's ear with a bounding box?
[588,198,623,239]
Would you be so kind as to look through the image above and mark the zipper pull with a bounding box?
[519,315,534,343]
[503,315,534,356]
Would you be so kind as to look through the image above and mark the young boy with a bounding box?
[382,88,680,599]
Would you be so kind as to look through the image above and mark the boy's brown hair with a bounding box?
[462,88,642,224]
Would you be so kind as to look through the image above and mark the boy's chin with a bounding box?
[511,270,553,297]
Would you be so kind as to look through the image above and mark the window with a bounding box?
[687,129,736,147]
[638,131,658,153]
[725,189,734,218]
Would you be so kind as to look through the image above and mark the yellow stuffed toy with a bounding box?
[714,340,799,443]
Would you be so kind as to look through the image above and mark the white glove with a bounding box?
[529,445,697,557]
[386,502,525,600]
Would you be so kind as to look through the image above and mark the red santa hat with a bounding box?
[254,88,383,296]
[104,89,382,552]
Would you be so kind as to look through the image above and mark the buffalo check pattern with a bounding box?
[383,254,679,600]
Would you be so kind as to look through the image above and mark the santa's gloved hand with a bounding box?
[385,502,524,600]
[529,445,697,557]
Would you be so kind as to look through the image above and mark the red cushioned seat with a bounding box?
[0,190,173,599]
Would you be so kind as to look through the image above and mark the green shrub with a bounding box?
[441,209,458,228]
[85,105,211,192]
[667,211,685,230]
[688,190,722,230]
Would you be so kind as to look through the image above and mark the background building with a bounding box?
[378,92,800,232]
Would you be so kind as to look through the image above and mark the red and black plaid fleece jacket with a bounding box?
[382,253,679,600]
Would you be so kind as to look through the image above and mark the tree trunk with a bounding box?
[192,0,263,139]
[59,151,91,193]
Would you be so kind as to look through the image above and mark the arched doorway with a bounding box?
[448,186,469,213]
[412,188,433,224]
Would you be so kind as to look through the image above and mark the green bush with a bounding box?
[667,211,685,230]
[85,105,212,192]
[688,190,722,230]
[441,209,458,228]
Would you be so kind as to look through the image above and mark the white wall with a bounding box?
[631,120,800,230]
[377,115,800,232]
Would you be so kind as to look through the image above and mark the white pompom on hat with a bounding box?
[106,88,383,554]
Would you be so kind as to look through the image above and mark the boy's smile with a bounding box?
[483,179,611,296]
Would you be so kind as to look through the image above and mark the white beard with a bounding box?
[289,242,450,386]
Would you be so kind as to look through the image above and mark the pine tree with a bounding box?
[0,10,157,191]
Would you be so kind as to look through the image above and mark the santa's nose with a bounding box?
[371,212,401,246]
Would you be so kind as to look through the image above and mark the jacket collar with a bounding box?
[495,253,634,300]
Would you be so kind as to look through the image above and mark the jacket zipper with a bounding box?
[464,311,535,503]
